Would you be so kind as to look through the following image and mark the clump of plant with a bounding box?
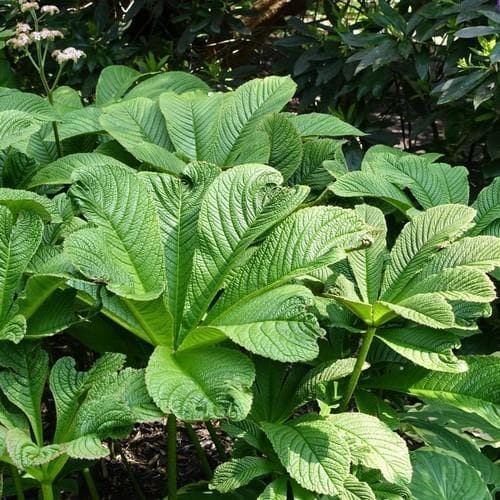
[0,66,499,499]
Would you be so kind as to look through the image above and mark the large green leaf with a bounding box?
[469,177,500,235]
[260,113,303,180]
[145,346,255,421]
[0,90,58,121]
[210,76,296,165]
[409,451,490,500]
[99,97,184,174]
[125,71,209,100]
[289,113,364,137]
[376,327,467,373]
[212,205,369,316]
[328,413,412,486]
[0,110,41,150]
[367,356,500,427]
[258,477,288,500]
[95,65,141,105]
[403,417,500,486]
[329,171,414,213]
[347,205,387,303]
[28,152,130,188]
[0,208,43,340]
[181,165,307,337]
[140,162,220,338]
[65,164,165,300]
[380,205,476,302]
[210,285,323,362]
[0,343,48,444]
[262,417,350,496]
[160,91,223,161]
[290,139,340,189]
[210,457,277,493]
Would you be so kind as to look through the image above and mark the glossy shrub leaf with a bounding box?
[146,346,255,421]
[65,164,165,300]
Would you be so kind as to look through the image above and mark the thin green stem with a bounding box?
[82,467,100,500]
[339,326,377,412]
[184,422,212,479]
[205,421,226,461]
[40,481,54,500]
[167,414,177,500]
[11,466,25,500]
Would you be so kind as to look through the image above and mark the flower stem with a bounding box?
[167,414,177,500]
[185,422,212,479]
[82,467,100,500]
[11,466,25,500]
[339,326,377,412]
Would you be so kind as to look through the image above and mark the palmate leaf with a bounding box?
[210,457,277,493]
[209,76,296,166]
[181,165,308,338]
[160,91,223,161]
[327,413,412,486]
[140,162,220,338]
[65,164,165,301]
[380,205,476,302]
[262,416,350,496]
[0,208,43,339]
[368,356,500,427]
[210,285,323,362]
[376,327,467,373]
[409,451,490,500]
[145,346,255,421]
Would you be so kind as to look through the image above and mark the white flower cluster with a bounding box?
[52,47,86,64]
[32,28,63,41]
[40,5,59,15]
[8,22,63,49]
[19,1,39,12]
